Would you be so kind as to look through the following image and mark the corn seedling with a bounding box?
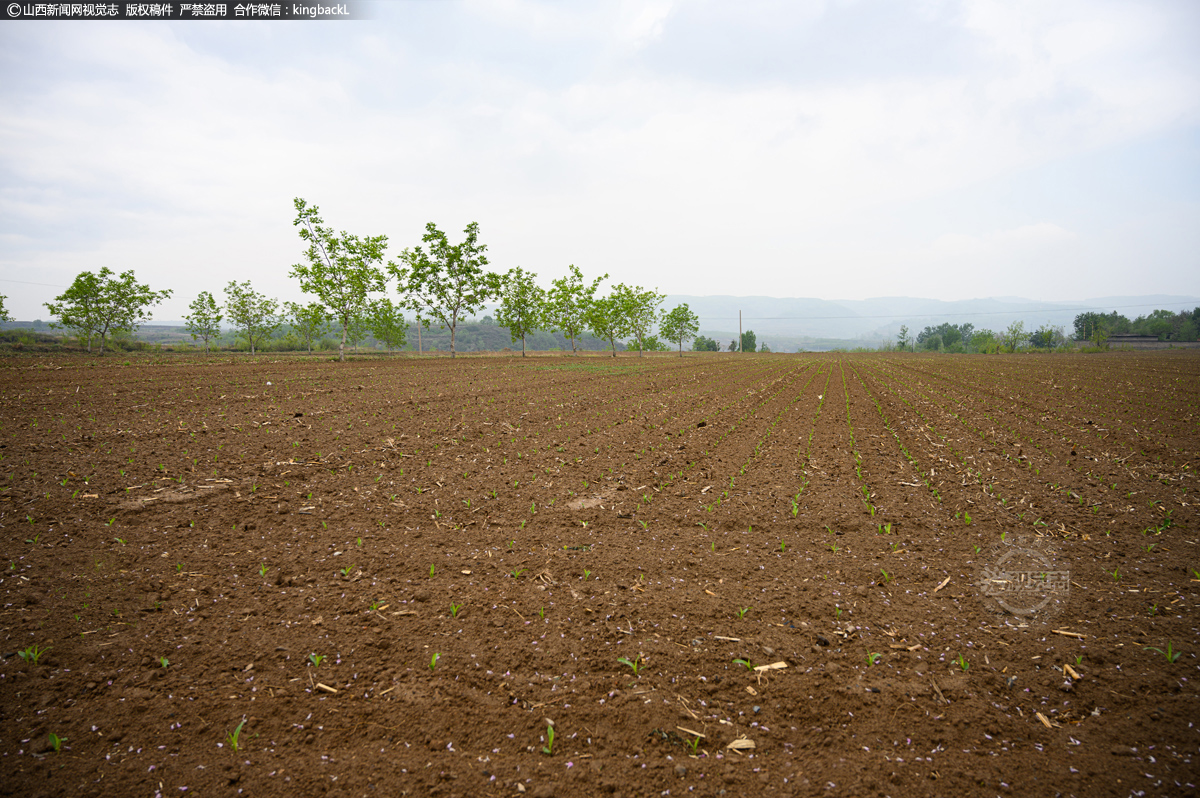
[259,563,268,577]
[955,653,969,672]
[429,652,440,670]
[48,732,66,753]
[450,603,462,618]
[687,734,701,754]
[583,569,592,581]
[866,652,882,666]
[159,656,170,668]
[737,607,750,619]
[541,723,555,755]
[308,653,324,668]
[429,564,435,577]
[1144,642,1182,663]
[18,644,47,665]
[733,657,753,670]
[225,719,245,752]
[617,654,644,675]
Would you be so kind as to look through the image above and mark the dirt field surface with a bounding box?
[2,351,1198,798]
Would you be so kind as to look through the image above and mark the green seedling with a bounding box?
[48,732,66,753]
[308,653,324,668]
[429,564,435,577]
[737,607,750,619]
[18,644,47,665]
[687,734,701,754]
[880,569,892,584]
[955,653,970,672]
[1144,642,1182,663]
[357,537,363,547]
[159,656,170,668]
[963,512,972,526]
[583,569,592,581]
[779,541,786,552]
[538,606,545,619]
[259,563,268,577]
[866,652,882,666]
[541,723,555,755]
[449,603,462,618]
[733,658,753,670]
[617,654,644,675]
[339,565,354,577]
[1107,566,1120,582]
[510,568,526,578]
[225,719,245,752]
[429,652,440,671]
[638,520,647,530]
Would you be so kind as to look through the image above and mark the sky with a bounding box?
[1,0,1199,322]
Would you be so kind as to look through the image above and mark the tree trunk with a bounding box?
[521,334,526,357]
[450,324,457,358]
[678,341,683,358]
[339,322,347,362]
[418,325,422,354]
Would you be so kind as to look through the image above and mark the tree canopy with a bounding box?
[546,265,606,355]
[388,222,500,358]
[660,303,699,356]
[224,281,280,355]
[494,266,545,357]
[44,268,171,354]
[291,198,389,362]
[184,291,223,354]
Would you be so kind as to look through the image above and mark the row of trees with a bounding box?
[894,321,1066,353]
[32,199,704,359]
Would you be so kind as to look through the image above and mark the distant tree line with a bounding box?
[1073,308,1200,346]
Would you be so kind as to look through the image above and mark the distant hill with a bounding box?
[662,294,1200,351]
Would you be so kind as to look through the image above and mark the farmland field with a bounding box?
[1,351,1197,798]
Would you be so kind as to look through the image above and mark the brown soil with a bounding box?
[1,351,1197,798]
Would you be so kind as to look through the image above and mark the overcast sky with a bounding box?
[2,0,1198,321]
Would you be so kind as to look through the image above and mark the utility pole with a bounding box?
[739,310,743,353]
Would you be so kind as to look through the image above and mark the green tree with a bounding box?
[612,284,664,356]
[1000,320,1028,353]
[896,324,911,352]
[45,268,172,354]
[740,329,757,353]
[183,291,223,354]
[224,281,280,355]
[388,222,500,358]
[495,266,546,357]
[284,301,332,353]
[728,339,738,352]
[659,303,699,357]
[368,297,407,352]
[546,265,606,356]
[692,335,720,352]
[0,293,12,323]
[583,293,624,357]
[291,198,389,362]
